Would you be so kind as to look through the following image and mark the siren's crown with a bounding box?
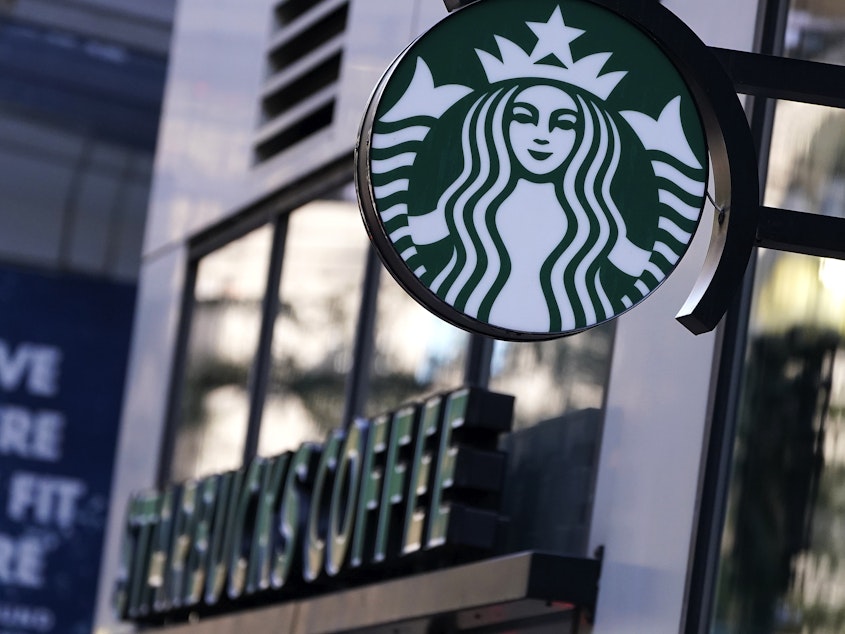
[475,6,626,100]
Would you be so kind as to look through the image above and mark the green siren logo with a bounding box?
[357,0,708,340]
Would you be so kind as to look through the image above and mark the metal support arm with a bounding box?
[444,0,481,12]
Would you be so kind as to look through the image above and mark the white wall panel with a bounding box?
[142,0,271,256]
[93,245,187,632]
[588,0,760,631]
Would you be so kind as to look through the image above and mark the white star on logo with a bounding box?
[527,6,584,67]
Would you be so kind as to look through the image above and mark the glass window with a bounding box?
[257,192,370,456]
[766,101,845,217]
[784,0,845,65]
[169,224,273,481]
[711,251,845,634]
[766,0,845,217]
[490,328,613,558]
[364,267,470,418]
[710,1,845,631]
[167,180,617,502]
[489,325,614,430]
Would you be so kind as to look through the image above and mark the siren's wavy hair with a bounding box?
[428,79,630,331]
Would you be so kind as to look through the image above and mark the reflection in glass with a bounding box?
[712,0,845,623]
[765,101,845,217]
[712,252,845,634]
[489,325,614,429]
[784,0,845,65]
[766,0,845,218]
[170,225,273,481]
[365,268,469,417]
[258,195,369,456]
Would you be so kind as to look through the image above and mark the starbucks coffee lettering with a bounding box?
[113,388,514,622]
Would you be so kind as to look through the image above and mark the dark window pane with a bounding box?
[170,225,273,481]
[257,194,369,456]
[364,267,469,417]
[489,325,614,430]
[712,250,845,634]
[490,328,613,558]
[711,3,845,625]
[766,0,845,218]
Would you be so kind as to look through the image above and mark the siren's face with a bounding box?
[508,85,578,177]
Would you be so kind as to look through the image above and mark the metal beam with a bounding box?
[149,552,600,632]
[711,47,845,109]
[757,206,845,259]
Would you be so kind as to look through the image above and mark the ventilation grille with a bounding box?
[254,0,349,163]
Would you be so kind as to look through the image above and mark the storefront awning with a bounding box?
[154,551,600,634]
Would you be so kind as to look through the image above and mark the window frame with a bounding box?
[685,0,845,630]
[155,156,507,485]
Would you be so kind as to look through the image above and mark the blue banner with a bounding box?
[0,267,135,634]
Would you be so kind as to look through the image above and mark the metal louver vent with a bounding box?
[254,0,349,163]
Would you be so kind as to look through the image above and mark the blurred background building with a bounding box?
[2,0,834,632]
[0,1,173,632]
[0,0,173,279]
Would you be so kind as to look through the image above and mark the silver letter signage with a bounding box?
[114,388,514,624]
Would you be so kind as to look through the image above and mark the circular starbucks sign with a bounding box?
[356,0,708,340]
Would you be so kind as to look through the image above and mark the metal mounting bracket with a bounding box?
[444,0,482,12]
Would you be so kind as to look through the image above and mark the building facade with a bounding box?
[94,0,845,632]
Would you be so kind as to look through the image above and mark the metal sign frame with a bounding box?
[356,0,760,340]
